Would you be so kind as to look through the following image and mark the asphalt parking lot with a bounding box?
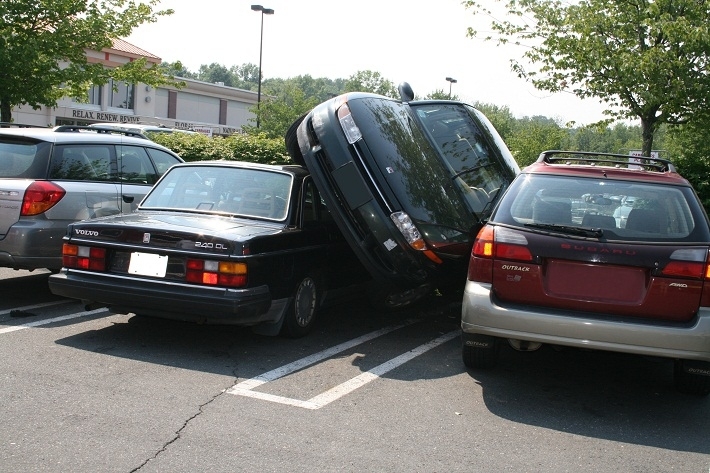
[1,269,709,472]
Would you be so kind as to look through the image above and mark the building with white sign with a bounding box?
[11,39,258,136]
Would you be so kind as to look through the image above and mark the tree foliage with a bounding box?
[465,0,710,156]
[344,70,399,98]
[0,0,179,123]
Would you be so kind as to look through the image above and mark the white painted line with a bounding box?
[0,308,109,334]
[231,323,410,391]
[0,300,73,316]
[228,329,459,410]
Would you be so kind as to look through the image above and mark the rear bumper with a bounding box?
[0,220,67,270]
[49,270,284,325]
[461,280,710,362]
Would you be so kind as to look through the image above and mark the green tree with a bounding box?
[196,63,234,87]
[507,116,567,167]
[425,89,459,100]
[160,60,195,79]
[344,70,398,98]
[0,0,178,123]
[244,82,319,139]
[465,0,710,156]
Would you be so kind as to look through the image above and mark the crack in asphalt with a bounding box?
[129,375,239,472]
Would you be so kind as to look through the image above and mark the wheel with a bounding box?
[462,334,500,369]
[281,275,319,338]
[284,113,307,166]
[673,360,710,396]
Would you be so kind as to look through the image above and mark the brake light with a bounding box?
[661,248,709,279]
[468,226,533,282]
[186,259,247,288]
[22,181,66,215]
[62,244,106,271]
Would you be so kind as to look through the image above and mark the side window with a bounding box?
[302,178,333,226]
[146,148,182,179]
[118,146,153,184]
[303,180,319,225]
[50,145,114,181]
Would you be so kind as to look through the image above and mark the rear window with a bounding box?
[0,139,51,178]
[493,173,710,242]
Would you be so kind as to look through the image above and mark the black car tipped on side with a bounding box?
[286,83,519,307]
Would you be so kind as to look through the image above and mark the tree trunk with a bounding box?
[0,99,12,125]
[640,116,655,157]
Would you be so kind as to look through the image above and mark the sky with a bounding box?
[126,0,612,125]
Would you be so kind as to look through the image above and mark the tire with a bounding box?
[284,113,307,166]
[673,360,710,396]
[281,275,319,338]
[462,334,500,369]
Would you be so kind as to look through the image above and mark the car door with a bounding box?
[47,144,120,221]
[118,145,160,212]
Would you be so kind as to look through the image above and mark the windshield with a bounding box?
[141,165,293,221]
[412,103,518,216]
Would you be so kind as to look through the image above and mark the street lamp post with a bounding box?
[445,77,457,99]
[251,5,274,128]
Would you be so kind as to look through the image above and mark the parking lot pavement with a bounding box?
[1,272,709,472]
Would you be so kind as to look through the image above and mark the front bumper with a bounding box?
[49,270,284,325]
[461,280,710,362]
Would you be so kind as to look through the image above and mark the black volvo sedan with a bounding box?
[48,160,369,337]
[287,83,520,307]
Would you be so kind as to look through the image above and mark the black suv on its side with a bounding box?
[0,125,183,271]
[287,84,519,306]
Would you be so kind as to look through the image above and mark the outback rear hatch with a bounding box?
[488,226,708,322]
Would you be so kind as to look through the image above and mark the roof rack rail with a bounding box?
[0,122,49,128]
[53,125,148,139]
[536,150,675,173]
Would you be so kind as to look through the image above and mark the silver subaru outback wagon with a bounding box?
[0,125,183,271]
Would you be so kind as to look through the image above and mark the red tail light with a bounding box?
[186,259,247,288]
[468,226,533,283]
[62,244,106,271]
[22,181,66,215]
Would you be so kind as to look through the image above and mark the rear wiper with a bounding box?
[524,223,603,238]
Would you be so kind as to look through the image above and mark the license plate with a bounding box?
[128,252,168,277]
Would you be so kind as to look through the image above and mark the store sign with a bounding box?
[628,150,660,169]
[71,110,140,123]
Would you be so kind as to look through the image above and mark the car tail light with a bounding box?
[468,226,533,282]
[62,244,106,271]
[22,181,66,216]
[390,211,442,264]
[186,259,247,288]
[337,103,362,144]
[661,249,708,279]
[662,248,710,307]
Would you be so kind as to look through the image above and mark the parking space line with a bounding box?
[0,308,109,334]
[0,300,73,317]
[228,328,459,410]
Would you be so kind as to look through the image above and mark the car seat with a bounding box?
[532,199,572,225]
[582,214,616,228]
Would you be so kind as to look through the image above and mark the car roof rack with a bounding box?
[53,125,148,139]
[0,122,49,128]
[537,150,676,173]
